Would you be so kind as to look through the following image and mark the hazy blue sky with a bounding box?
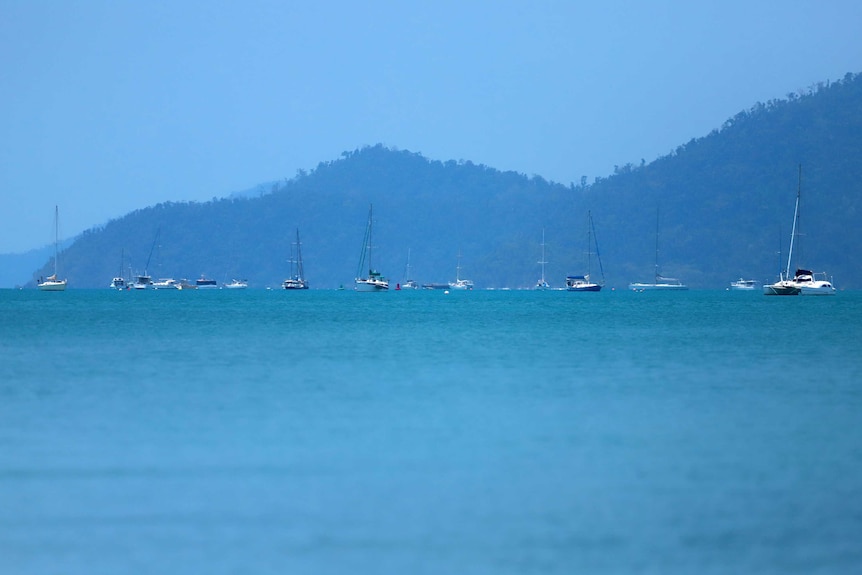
[2,1,860,253]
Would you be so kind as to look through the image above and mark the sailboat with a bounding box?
[763,218,798,295]
[151,238,178,289]
[132,228,160,289]
[400,248,419,289]
[109,248,127,289]
[354,205,389,291]
[765,166,835,296]
[535,229,550,290]
[282,228,309,290]
[449,250,474,290]
[628,208,688,291]
[38,205,67,291]
[567,211,605,292]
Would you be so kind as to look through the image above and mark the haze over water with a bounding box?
[2,289,860,573]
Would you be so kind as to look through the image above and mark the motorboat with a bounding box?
[152,278,179,289]
[195,277,218,289]
[730,278,758,290]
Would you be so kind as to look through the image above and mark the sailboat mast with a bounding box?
[144,226,160,276]
[294,228,304,280]
[586,216,592,279]
[52,205,59,276]
[538,229,547,283]
[367,205,373,273]
[356,204,373,278]
[785,166,801,279]
[589,211,606,285]
[654,207,660,283]
[404,248,412,280]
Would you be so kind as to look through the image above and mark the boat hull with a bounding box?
[449,280,474,290]
[355,279,389,292]
[38,280,67,291]
[567,284,602,292]
[798,284,836,295]
[763,283,799,295]
[628,283,688,291]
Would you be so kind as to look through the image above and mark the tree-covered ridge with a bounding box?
[34,72,862,289]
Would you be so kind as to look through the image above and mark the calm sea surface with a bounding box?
[1,288,861,574]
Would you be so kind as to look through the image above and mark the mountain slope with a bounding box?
[31,72,862,289]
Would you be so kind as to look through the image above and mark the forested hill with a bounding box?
[34,72,862,289]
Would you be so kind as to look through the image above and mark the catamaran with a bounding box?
[449,250,473,290]
[764,166,835,295]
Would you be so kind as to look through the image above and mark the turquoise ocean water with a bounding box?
[1,288,861,574]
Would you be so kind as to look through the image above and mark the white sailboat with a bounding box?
[132,228,161,289]
[150,238,177,289]
[764,166,835,296]
[110,248,127,289]
[535,229,550,289]
[283,228,309,290]
[628,208,688,291]
[400,248,419,289]
[354,205,389,292]
[762,221,798,295]
[787,167,835,295]
[567,211,605,292]
[449,250,473,290]
[38,205,67,291]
